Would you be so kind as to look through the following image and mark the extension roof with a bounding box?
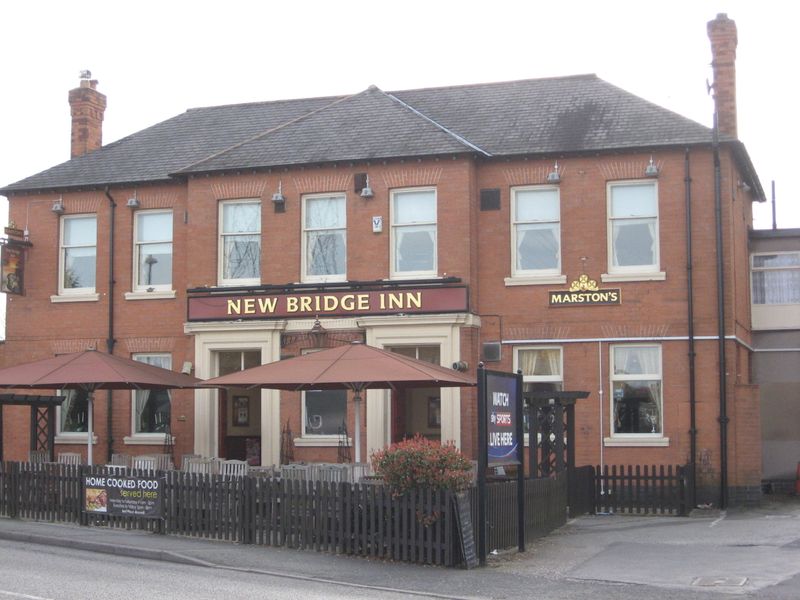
[1,74,762,199]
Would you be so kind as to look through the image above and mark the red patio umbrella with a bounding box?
[202,341,475,462]
[0,349,201,465]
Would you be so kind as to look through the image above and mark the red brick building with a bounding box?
[0,14,764,505]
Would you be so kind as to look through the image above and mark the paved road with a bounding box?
[0,496,798,599]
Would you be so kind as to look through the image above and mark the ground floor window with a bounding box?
[515,346,563,434]
[59,389,89,434]
[303,389,348,436]
[611,344,662,435]
[132,354,172,435]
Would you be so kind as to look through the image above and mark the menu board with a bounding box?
[84,474,163,518]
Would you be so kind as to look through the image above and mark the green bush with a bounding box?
[371,434,473,496]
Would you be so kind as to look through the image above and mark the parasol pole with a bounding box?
[87,391,94,466]
[352,384,364,463]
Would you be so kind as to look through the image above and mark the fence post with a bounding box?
[9,462,19,519]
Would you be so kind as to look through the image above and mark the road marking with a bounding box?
[709,511,727,527]
[0,591,54,600]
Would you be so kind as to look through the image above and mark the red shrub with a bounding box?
[371,434,473,496]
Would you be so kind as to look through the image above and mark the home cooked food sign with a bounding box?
[83,475,163,518]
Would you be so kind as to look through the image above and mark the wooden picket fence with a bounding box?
[468,473,568,553]
[594,464,691,515]
[0,462,455,566]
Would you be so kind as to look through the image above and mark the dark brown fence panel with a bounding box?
[595,464,689,515]
[568,465,595,517]
[525,473,567,540]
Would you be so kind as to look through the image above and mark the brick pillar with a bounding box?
[707,13,738,139]
[68,73,107,158]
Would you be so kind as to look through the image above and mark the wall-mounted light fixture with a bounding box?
[272,180,286,205]
[126,189,140,209]
[51,196,65,215]
[360,174,374,199]
[738,180,752,193]
[645,156,659,177]
[546,161,561,184]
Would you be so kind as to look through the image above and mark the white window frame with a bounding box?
[125,353,173,444]
[218,199,261,286]
[58,213,97,296]
[301,193,347,283]
[390,187,437,279]
[296,348,349,447]
[608,344,666,445]
[513,346,563,446]
[751,251,800,305]
[132,209,173,293]
[509,186,562,281]
[55,389,97,444]
[603,180,665,282]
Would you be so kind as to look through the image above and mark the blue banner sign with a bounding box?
[485,371,521,465]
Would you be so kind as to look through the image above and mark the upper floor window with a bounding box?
[611,344,662,436]
[134,210,173,291]
[219,200,260,286]
[752,252,800,305]
[59,215,97,294]
[391,188,437,278]
[511,186,561,277]
[131,354,172,437]
[303,194,346,282]
[607,181,659,274]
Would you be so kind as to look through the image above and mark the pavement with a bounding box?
[1,495,799,599]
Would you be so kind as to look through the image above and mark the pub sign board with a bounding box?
[83,474,163,519]
[483,369,523,466]
[187,286,468,321]
[549,274,621,307]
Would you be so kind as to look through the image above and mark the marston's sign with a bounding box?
[187,286,468,321]
[549,274,621,307]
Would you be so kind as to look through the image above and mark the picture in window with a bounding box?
[233,396,250,427]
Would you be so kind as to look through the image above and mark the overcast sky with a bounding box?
[0,1,797,336]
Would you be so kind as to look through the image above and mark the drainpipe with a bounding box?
[712,115,729,509]
[104,187,117,463]
[684,148,697,508]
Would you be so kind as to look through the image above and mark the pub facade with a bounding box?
[0,15,765,505]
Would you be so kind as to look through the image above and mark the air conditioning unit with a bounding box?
[481,342,501,362]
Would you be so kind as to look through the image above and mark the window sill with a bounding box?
[601,272,666,283]
[123,435,176,445]
[604,436,670,447]
[55,434,99,444]
[124,290,177,301]
[504,274,567,287]
[293,436,351,448]
[50,293,100,303]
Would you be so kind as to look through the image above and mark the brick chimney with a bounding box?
[707,13,738,139]
[68,71,107,158]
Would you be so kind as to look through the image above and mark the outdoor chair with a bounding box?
[57,452,81,465]
[110,453,132,467]
[315,464,348,483]
[150,454,173,471]
[184,457,215,474]
[132,456,157,472]
[28,450,49,464]
[181,453,201,470]
[281,464,310,481]
[247,465,278,479]
[219,459,248,477]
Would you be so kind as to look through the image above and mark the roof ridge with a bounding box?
[177,91,367,173]
[389,73,598,95]
[185,92,347,113]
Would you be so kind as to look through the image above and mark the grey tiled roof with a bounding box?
[2,74,717,194]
